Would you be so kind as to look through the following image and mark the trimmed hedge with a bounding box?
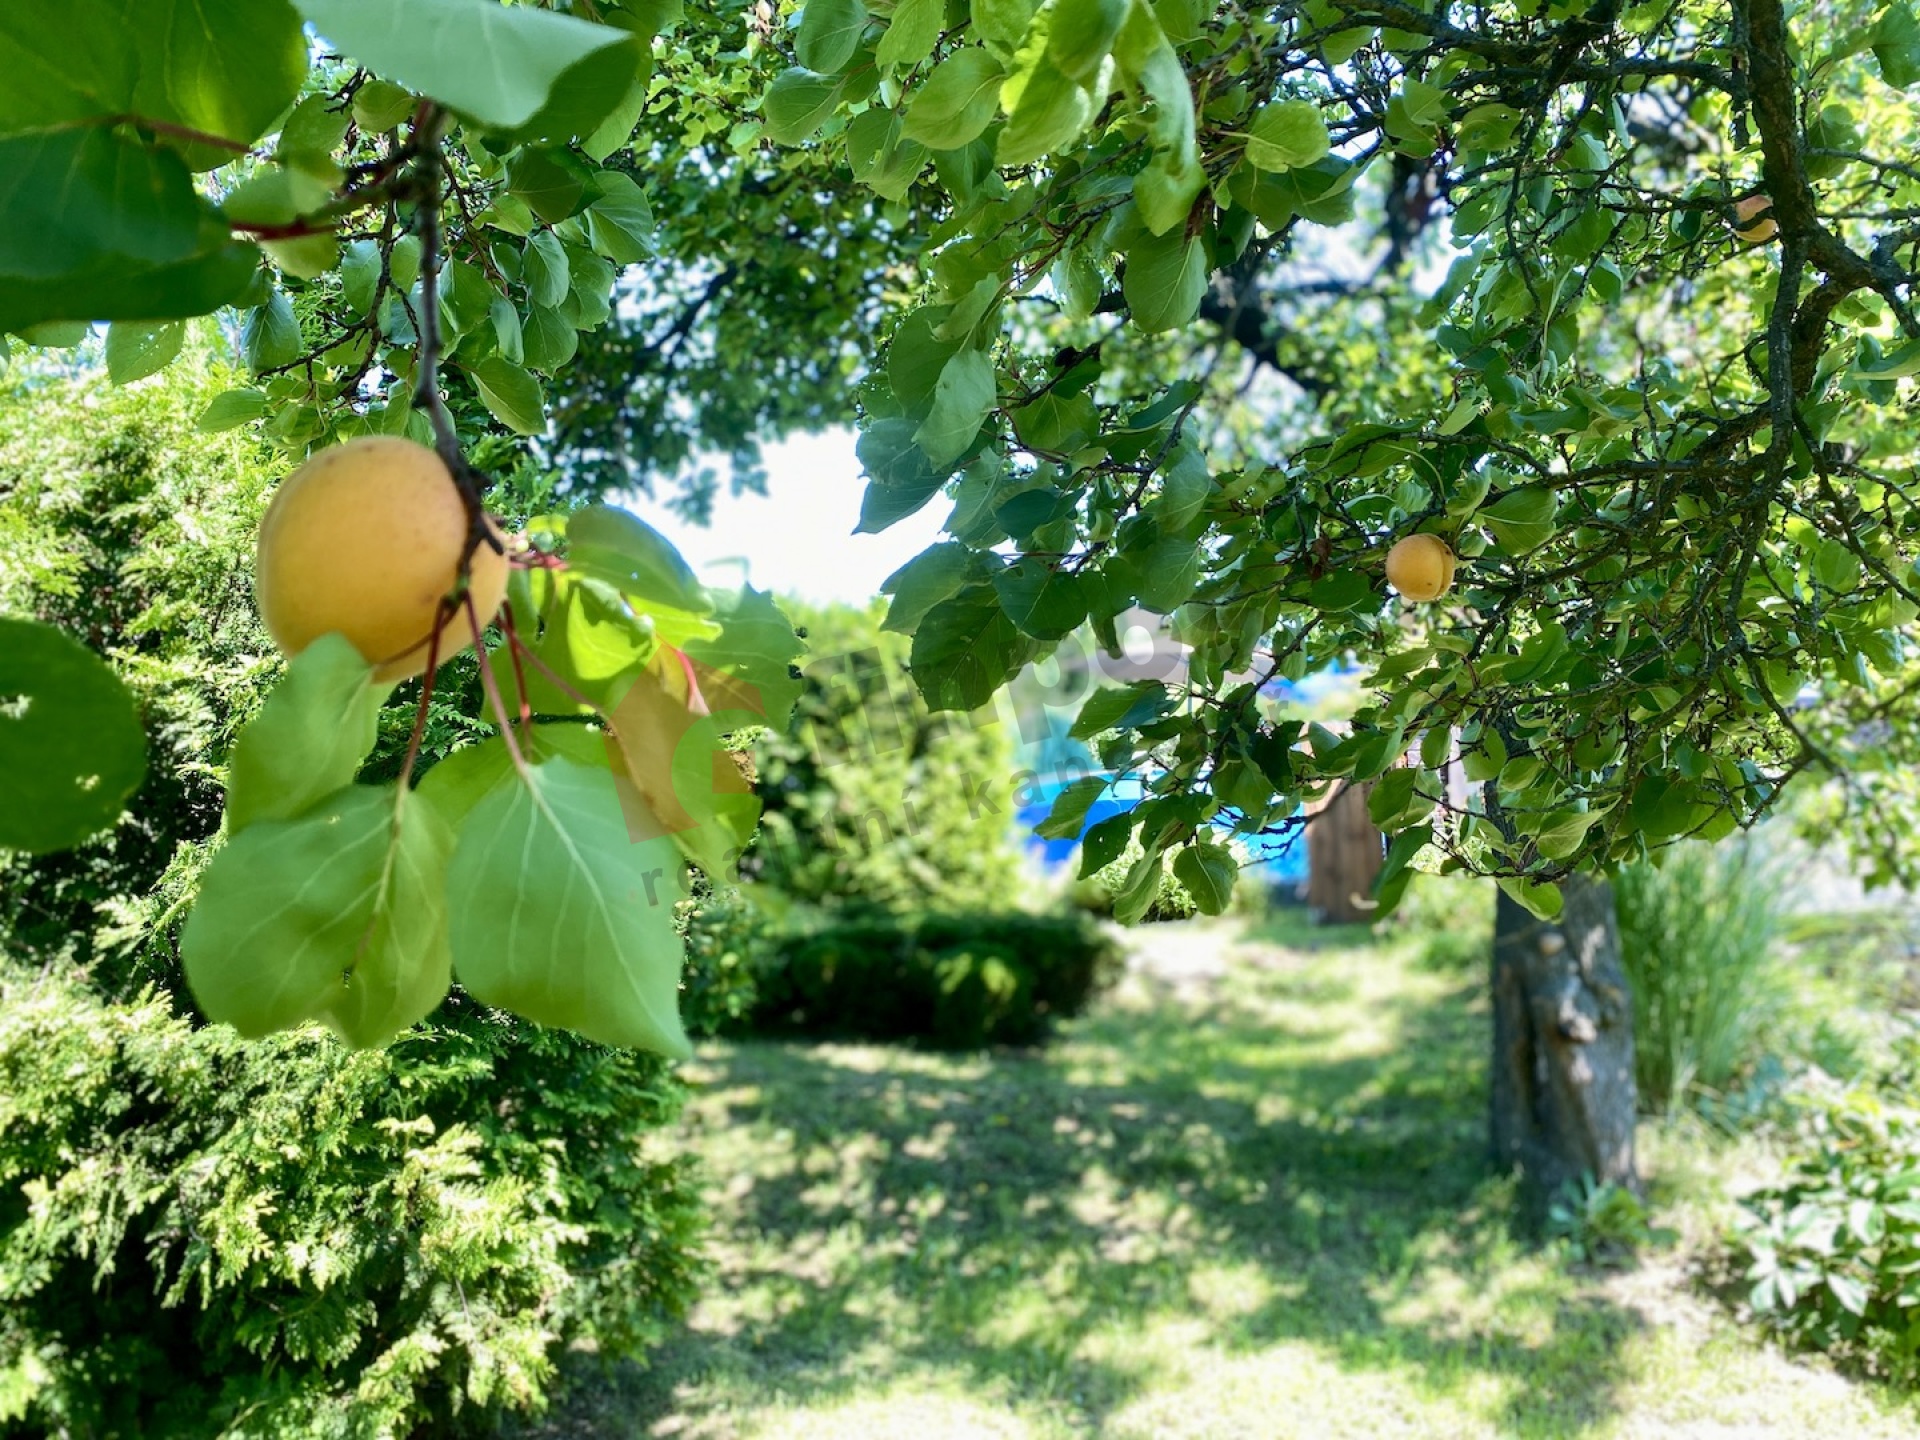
[747,910,1122,1049]
[0,970,705,1439]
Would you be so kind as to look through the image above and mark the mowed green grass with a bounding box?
[525,910,1920,1440]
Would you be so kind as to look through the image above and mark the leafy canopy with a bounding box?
[4,0,1920,1036]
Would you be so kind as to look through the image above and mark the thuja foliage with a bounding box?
[0,362,278,968]
[750,600,1022,913]
[0,967,704,1439]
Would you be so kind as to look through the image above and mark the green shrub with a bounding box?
[1615,839,1791,1112]
[0,961,705,1439]
[748,910,1122,1049]
[749,601,1023,913]
[1734,1068,1920,1384]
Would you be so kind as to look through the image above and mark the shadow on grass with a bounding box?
[520,924,1645,1438]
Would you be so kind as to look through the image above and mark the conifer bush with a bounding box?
[0,967,704,1439]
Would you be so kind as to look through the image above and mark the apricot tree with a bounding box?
[2,0,1918,1192]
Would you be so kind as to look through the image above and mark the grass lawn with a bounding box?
[525,906,1920,1439]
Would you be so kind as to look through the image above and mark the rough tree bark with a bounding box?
[1489,872,1639,1212]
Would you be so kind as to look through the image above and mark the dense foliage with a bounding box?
[1737,1056,1920,1385]
[749,600,1023,913]
[0,965,704,1439]
[749,908,1123,1048]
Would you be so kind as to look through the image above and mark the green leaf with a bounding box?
[886,306,964,411]
[876,0,944,70]
[682,583,808,735]
[262,233,339,281]
[912,347,997,468]
[567,504,712,614]
[507,145,587,223]
[1480,486,1557,554]
[1812,537,1863,593]
[1873,2,1920,87]
[491,295,525,365]
[910,587,1037,711]
[279,94,352,172]
[1037,775,1109,840]
[1111,844,1166,924]
[1078,810,1133,877]
[1125,532,1204,612]
[1496,875,1563,921]
[182,783,453,1046]
[521,303,578,371]
[225,634,394,834]
[294,0,646,137]
[0,2,307,166]
[197,387,269,432]
[104,320,186,385]
[0,618,146,854]
[993,557,1088,640]
[0,129,255,330]
[762,67,847,145]
[902,48,1005,148]
[974,0,1037,52]
[847,108,929,202]
[857,417,954,532]
[243,290,302,373]
[1133,154,1206,235]
[1245,99,1330,172]
[447,756,692,1058]
[1069,681,1175,740]
[996,56,1095,165]
[1148,441,1212,534]
[1397,76,1450,129]
[1123,227,1208,334]
[584,170,656,264]
[1172,840,1237,915]
[798,0,868,72]
[352,78,416,133]
[1048,0,1130,80]
[465,357,547,435]
[881,542,975,633]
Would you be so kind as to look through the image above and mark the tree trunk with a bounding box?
[1489,873,1638,1213]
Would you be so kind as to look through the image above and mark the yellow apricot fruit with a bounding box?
[1732,194,1777,244]
[1385,533,1457,602]
[255,436,509,682]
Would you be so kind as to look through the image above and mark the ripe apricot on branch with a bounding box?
[1732,194,1777,244]
[255,437,509,682]
[1385,534,1457,602]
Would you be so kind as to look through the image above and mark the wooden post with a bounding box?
[1305,781,1383,924]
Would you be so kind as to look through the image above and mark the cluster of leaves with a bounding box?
[180,508,804,1056]
[748,599,1023,913]
[748,907,1123,1049]
[0,964,705,1438]
[756,0,1920,917]
[1736,1061,1920,1383]
[0,0,816,1056]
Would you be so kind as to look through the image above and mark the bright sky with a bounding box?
[624,428,948,608]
